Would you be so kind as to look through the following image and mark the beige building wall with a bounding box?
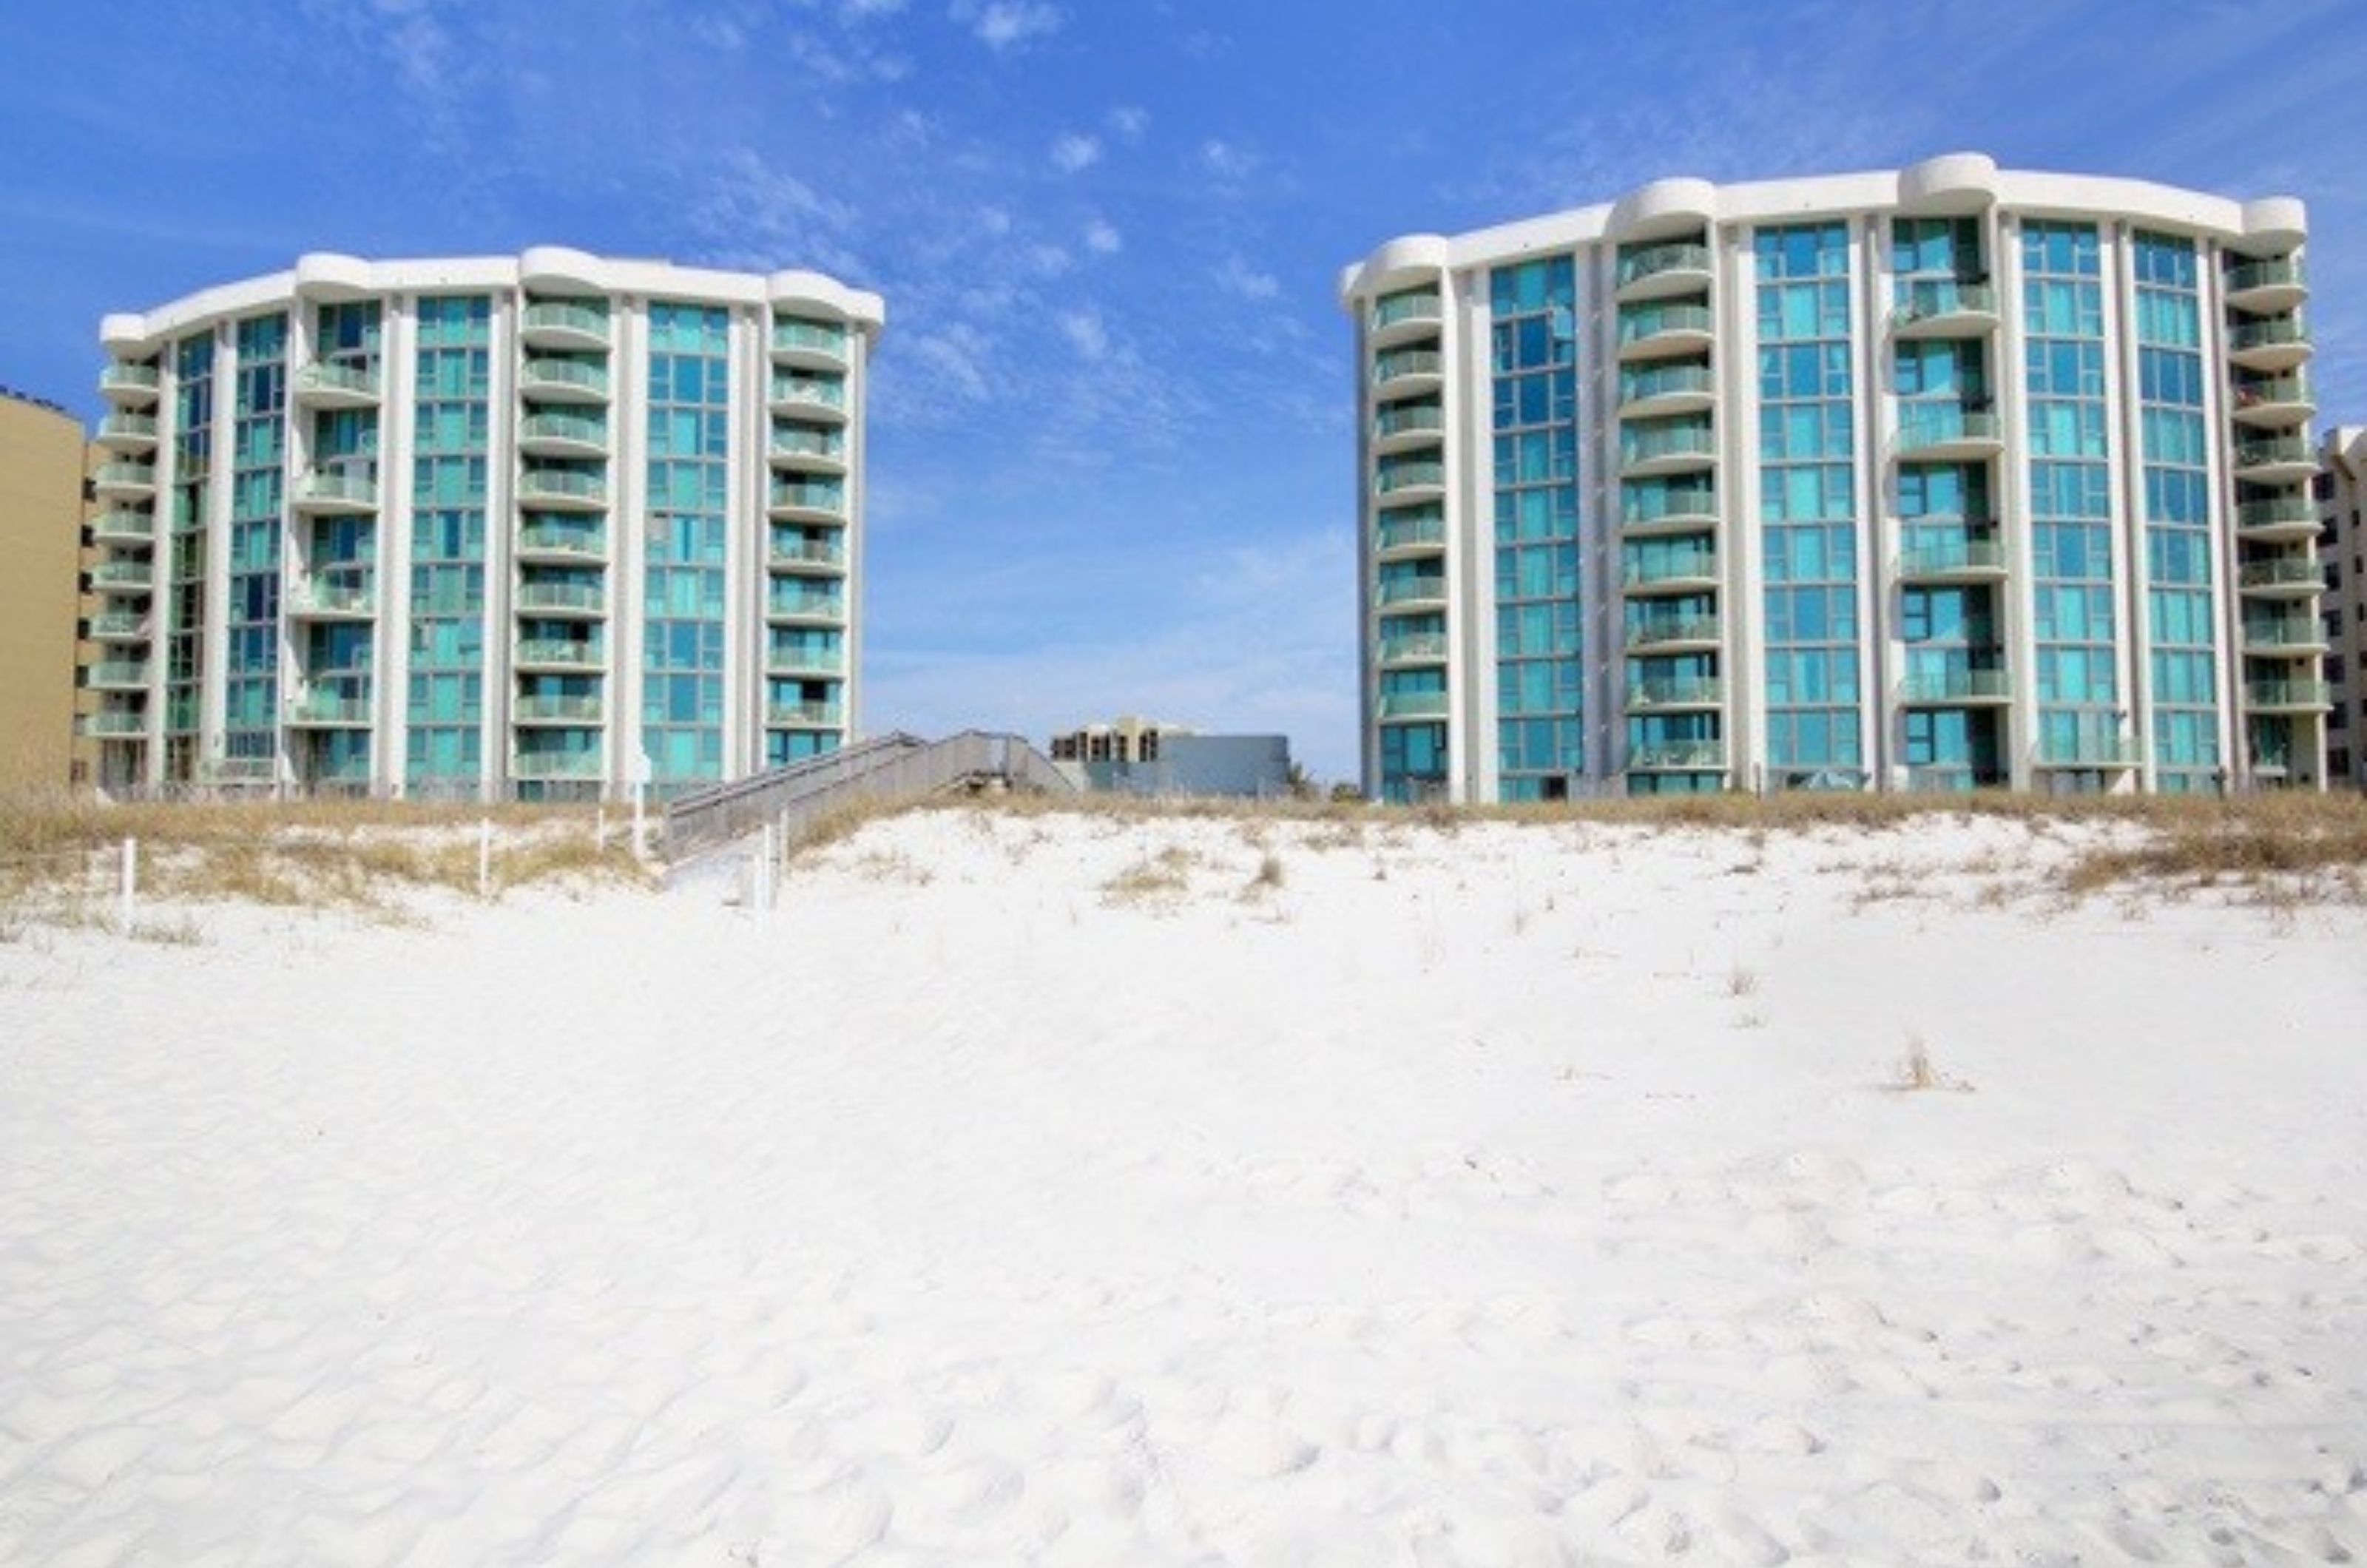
[0,391,87,791]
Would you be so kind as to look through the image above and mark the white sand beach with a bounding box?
[1,806,2363,1565]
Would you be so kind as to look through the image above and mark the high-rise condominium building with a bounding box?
[2317,427,2365,788]
[88,249,882,799]
[1339,154,2323,801]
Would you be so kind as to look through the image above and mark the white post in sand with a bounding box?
[478,818,493,900]
[118,837,136,934]
[758,821,778,911]
[631,753,652,860]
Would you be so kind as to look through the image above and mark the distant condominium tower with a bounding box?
[87,249,882,799]
[1339,154,2323,801]
[2318,427,2365,788]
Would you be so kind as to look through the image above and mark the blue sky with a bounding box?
[4,0,2363,782]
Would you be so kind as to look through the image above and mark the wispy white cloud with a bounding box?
[1050,132,1101,174]
[1201,138,1259,182]
[1083,218,1122,256]
[1058,308,1107,360]
[1212,254,1278,300]
[950,0,1061,51]
[1105,104,1149,141]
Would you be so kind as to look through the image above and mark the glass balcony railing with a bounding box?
[2237,496,2317,530]
[521,359,610,396]
[1615,243,1712,289]
[1898,668,2010,703]
[2238,558,2323,589]
[1895,407,2001,453]
[1377,691,1449,720]
[1622,550,1718,587]
[1616,304,1713,345]
[1890,278,1997,327]
[2245,678,2331,709]
[514,694,605,723]
[514,639,603,667]
[518,523,606,557]
[1376,575,1446,606]
[1374,402,1444,440]
[1373,348,1442,384]
[766,590,845,619]
[519,412,608,447]
[1626,677,1723,709]
[769,538,848,570]
[521,301,610,339]
[1624,615,1722,649]
[100,363,161,396]
[1618,363,1715,407]
[1375,516,1445,553]
[515,581,607,614]
[1898,531,2005,575]
[518,469,607,506]
[766,700,845,727]
[295,360,379,398]
[1371,291,1442,331]
[1377,632,1448,665]
[772,320,849,359]
[769,376,846,409]
[1630,740,1726,769]
[1375,461,1445,495]
[770,481,844,514]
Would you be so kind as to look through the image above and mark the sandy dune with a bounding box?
[1,808,2363,1565]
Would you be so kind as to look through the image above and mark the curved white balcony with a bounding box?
[768,427,848,473]
[514,581,608,618]
[99,363,161,404]
[768,538,848,575]
[1368,291,1443,348]
[2228,374,2314,430]
[519,301,611,353]
[1377,691,1449,722]
[1374,459,1444,508]
[1618,421,1716,478]
[294,467,378,513]
[78,711,149,739]
[88,559,155,595]
[2235,494,2320,541]
[1629,739,1726,771]
[1373,401,1445,454]
[766,700,845,729]
[1625,677,1723,712]
[1624,614,1723,653]
[287,572,376,619]
[1894,406,2002,461]
[518,411,608,458]
[766,647,845,679]
[88,610,150,643]
[95,413,158,451]
[2237,557,2325,598]
[2224,258,2306,316]
[769,375,848,422]
[516,522,607,562]
[2226,316,2311,374]
[2232,436,2316,486]
[1895,528,2007,582]
[1897,669,2011,706]
[1617,362,1715,418]
[513,750,605,781]
[1614,243,1712,303]
[519,358,610,403]
[769,481,845,522]
[513,638,604,672]
[1621,549,1719,595]
[2244,677,2332,712]
[765,589,845,625]
[90,509,155,548]
[286,690,373,728]
[92,461,156,499]
[1372,348,1443,396]
[84,659,152,692]
[1619,485,1718,536]
[292,360,381,408]
[771,319,850,371]
[1376,632,1448,668]
[513,694,606,725]
[2239,615,2329,656]
[1374,514,1445,559]
[517,469,607,510]
[1374,575,1447,609]
[1615,304,1713,362]
[1890,279,1999,337]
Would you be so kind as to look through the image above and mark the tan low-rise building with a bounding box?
[0,388,87,792]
